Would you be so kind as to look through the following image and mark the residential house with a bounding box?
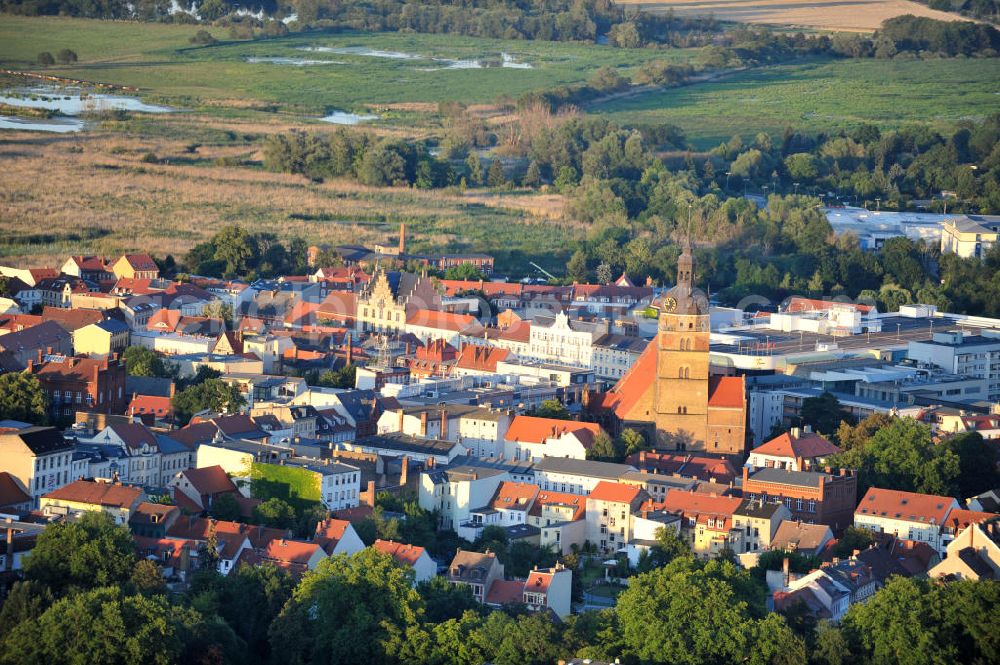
[459,481,539,541]
[73,318,130,357]
[129,502,181,538]
[373,539,436,584]
[420,462,509,531]
[503,415,603,462]
[526,312,608,368]
[354,270,441,334]
[61,255,112,283]
[591,334,647,380]
[747,427,842,472]
[585,481,649,555]
[0,321,73,369]
[520,565,572,618]
[533,457,636,496]
[112,254,160,281]
[629,450,739,485]
[405,309,483,346]
[169,465,240,513]
[29,353,127,421]
[854,487,960,555]
[929,517,1000,580]
[732,499,791,554]
[89,423,161,486]
[447,549,505,604]
[40,479,144,525]
[0,426,75,507]
[529,490,587,555]
[743,466,858,531]
[314,518,366,556]
[348,433,468,467]
[771,521,835,557]
[657,491,744,559]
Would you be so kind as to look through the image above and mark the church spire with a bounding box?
[677,240,693,290]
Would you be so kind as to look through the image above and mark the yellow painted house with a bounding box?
[40,479,144,525]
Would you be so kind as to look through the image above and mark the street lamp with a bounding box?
[725,171,731,192]
[793,182,800,196]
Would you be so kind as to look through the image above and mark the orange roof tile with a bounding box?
[525,569,553,594]
[856,488,957,525]
[43,479,142,509]
[485,579,526,606]
[373,539,427,567]
[180,466,237,497]
[456,345,509,372]
[707,376,745,409]
[529,490,586,521]
[754,431,840,459]
[943,509,995,534]
[314,518,353,552]
[655,491,743,519]
[504,416,602,447]
[0,472,31,507]
[588,481,644,505]
[490,482,540,512]
[406,309,479,332]
[128,395,174,418]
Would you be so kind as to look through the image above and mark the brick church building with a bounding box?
[591,243,747,456]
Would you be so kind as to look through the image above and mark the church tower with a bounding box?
[653,241,711,449]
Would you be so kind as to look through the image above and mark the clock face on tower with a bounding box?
[663,297,677,312]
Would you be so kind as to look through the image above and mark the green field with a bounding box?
[0,16,695,113]
[593,57,1000,148]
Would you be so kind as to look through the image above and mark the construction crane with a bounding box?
[529,261,557,282]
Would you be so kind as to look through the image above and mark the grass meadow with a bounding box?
[592,57,1000,149]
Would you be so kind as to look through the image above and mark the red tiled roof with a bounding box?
[529,490,585,521]
[943,509,994,533]
[130,502,179,525]
[439,280,522,298]
[525,569,553,594]
[490,482,539,512]
[373,539,427,567]
[708,376,745,409]
[32,355,112,382]
[314,518,353,553]
[108,422,158,450]
[41,306,105,332]
[68,255,109,271]
[317,292,357,322]
[121,254,158,272]
[456,345,509,372]
[504,416,602,447]
[654,491,742,519]
[856,488,956,525]
[147,309,183,332]
[113,278,159,295]
[43,479,142,509]
[627,451,738,484]
[754,431,841,459]
[238,316,268,333]
[785,297,873,314]
[260,538,322,566]
[181,466,237,496]
[485,579,526,606]
[498,320,530,343]
[588,481,643,505]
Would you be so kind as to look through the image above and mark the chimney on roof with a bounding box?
[420,411,428,436]
[782,556,790,587]
[427,456,435,469]
[400,455,409,487]
[399,223,406,255]
[440,410,448,440]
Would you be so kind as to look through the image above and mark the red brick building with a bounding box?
[28,354,127,421]
[742,465,857,532]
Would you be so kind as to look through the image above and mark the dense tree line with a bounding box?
[183,224,309,278]
[917,0,1000,21]
[262,129,457,189]
[3,512,997,665]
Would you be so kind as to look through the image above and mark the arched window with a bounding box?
[678,366,690,379]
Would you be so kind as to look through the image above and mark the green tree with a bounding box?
[799,392,853,436]
[522,160,542,188]
[831,526,875,558]
[834,413,894,450]
[566,249,589,283]
[617,557,796,664]
[465,153,484,186]
[637,526,690,572]
[36,52,54,66]
[444,263,485,281]
[253,497,297,529]
[202,300,233,327]
[487,159,507,188]
[22,512,136,597]
[130,559,166,596]
[0,581,52,640]
[829,417,961,496]
[268,549,422,665]
[0,587,185,665]
[209,492,241,522]
[212,225,256,278]
[417,576,482,624]
[206,562,295,661]
[172,378,245,424]
[587,431,620,461]
[121,346,172,378]
[0,373,47,425]
[943,431,1000,498]
[55,49,77,64]
[533,399,569,419]
[618,428,648,457]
